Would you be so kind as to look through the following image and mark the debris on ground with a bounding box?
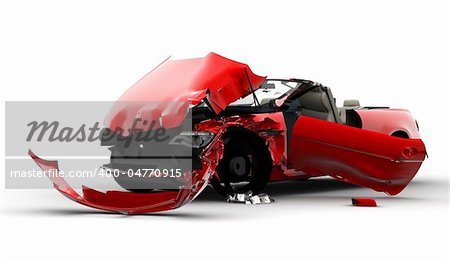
[226,191,274,204]
[352,198,377,207]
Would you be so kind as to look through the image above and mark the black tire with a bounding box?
[391,130,409,139]
[211,135,272,196]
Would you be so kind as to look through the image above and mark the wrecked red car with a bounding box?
[31,52,426,214]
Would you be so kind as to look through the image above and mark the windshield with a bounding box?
[229,80,299,106]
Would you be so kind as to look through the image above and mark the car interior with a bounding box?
[288,86,362,128]
[192,80,362,129]
[297,86,341,123]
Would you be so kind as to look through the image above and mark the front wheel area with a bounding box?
[211,132,273,196]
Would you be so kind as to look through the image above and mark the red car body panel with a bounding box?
[29,53,427,213]
[288,116,426,195]
[352,198,377,207]
[197,112,426,195]
[106,52,266,134]
[356,108,420,138]
[196,112,287,167]
[29,129,225,214]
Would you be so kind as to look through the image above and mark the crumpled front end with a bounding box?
[29,129,224,214]
[105,52,266,134]
[28,52,267,214]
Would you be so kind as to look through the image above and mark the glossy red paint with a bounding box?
[356,108,420,138]
[28,53,427,214]
[196,110,426,193]
[28,53,266,214]
[195,112,289,179]
[288,116,426,195]
[105,52,266,134]
[29,129,224,214]
[352,198,377,207]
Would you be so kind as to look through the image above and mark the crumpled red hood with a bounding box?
[105,52,266,133]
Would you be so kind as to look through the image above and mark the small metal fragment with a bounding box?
[249,195,261,204]
[236,193,247,202]
[226,191,274,204]
[258,193,273,203]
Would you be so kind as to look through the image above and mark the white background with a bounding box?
[0,0,449,262]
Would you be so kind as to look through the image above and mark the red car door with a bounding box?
[288,116,426,195]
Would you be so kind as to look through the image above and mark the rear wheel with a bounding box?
[391,130,409,139]
[211,135,272,196]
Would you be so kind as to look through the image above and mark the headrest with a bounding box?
[343,99,360,107]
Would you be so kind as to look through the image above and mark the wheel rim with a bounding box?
[213,136,272,195]
[229,155,250,177]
